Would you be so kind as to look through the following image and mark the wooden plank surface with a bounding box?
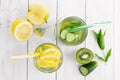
[28,0,57,80]
[0,0,28,80]
[86,0,114,80]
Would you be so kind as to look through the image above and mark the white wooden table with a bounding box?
[0,0,120,80]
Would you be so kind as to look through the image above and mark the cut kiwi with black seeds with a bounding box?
[76,48,94,64]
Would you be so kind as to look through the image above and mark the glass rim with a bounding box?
[33,43,63,73]
[59,16,87,26]
[58,16,88,46]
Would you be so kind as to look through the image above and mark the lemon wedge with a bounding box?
[11,20,33,41]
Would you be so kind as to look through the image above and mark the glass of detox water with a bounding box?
[59,16,88,45]
[33,43,63,73]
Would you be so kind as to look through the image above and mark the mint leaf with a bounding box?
[105,49,112,62]
[93,30,98,38]
[93,29,105,50]
[95,49,112,62]
[35,28,46,38]
[95,54,105,62]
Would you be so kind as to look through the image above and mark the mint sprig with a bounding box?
[93,29,106,50]
[95,49,112,62]
[93,29,112,63]
[105,49,112,62]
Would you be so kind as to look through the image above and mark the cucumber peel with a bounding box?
[79,61,98,76]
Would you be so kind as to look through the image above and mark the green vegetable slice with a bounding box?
[80,67,88,76]
[79,61,98,76]
[105,49,112,62]
[60,30,68,39]
[66,33,75,42]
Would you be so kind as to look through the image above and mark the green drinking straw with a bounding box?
[68,21,112,32]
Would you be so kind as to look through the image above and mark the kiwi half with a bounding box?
[76,48,94,64]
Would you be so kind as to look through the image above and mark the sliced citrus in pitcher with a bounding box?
[11,20,33,41]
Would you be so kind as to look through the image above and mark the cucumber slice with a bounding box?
[79,61,98,76]
[66,33,75,42]
[76,48,94,64]
[60,30,68,39]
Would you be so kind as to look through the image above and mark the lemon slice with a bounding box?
[38,61,58,68]
[39,56,60,63]
[38,54,61,69]
[41,51,61,57]
[11,20,33,41]
[43,48,60,53]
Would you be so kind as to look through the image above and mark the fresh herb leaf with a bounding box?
[35,28,46,38]
[98,36,105,50]
[98,29,105,50]
[93,29,106,50]
[95,49,112,62]
[93,29,111,63]
[64,21,81,27]
[93,30,98,38]
[95,54,105,62]
[105,49,112,62]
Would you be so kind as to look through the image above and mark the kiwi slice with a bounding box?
[76,48,94,64]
